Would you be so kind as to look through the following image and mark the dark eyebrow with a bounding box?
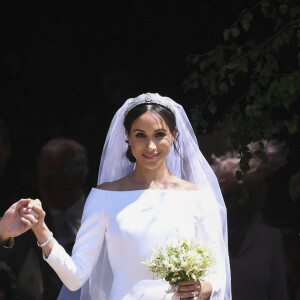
[133,129,167,132]
[155,129,167,132]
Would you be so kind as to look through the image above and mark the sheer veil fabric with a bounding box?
[80,93,231,299]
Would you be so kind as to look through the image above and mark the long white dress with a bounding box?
[45,188,227,300]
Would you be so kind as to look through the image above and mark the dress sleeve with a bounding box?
[195,192,228,299]
[44,189,106,291]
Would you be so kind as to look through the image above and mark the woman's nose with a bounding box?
[145,138,156,150]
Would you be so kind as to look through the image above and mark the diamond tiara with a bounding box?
[124,93,176,117]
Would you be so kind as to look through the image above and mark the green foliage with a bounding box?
[183,0,300,180]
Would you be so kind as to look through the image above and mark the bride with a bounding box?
[22,93,231,299]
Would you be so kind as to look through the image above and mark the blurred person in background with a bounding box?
[211,140,289,300]
[36,138,88,299]
[5,138,88,300]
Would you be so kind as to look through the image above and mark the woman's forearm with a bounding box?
[32,222,54,257]
[22,202,54,257]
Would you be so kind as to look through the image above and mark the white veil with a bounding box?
[80,93,231,300]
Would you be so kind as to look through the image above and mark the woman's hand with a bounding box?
[174,280,201,299]
[173,280,212,299]
[19,199,42,229]
[21,200,54,257]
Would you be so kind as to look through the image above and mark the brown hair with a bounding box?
[124,104,179,162]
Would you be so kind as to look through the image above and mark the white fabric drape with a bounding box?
[79,93,231,299]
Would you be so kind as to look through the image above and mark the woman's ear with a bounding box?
[172,127,178,139]
[125,129,129,140]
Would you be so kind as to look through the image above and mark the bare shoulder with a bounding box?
[171,176,198,191]
[181,180,198,191]
[96,176,129,191]
[97,182,114,191]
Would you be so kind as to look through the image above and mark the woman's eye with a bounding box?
[136,133,146,138]
[155,132,166,137]
[135,132,166,138]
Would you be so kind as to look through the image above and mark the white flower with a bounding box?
[143,240,215,285]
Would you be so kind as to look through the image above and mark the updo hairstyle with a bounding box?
[124,104,179,163]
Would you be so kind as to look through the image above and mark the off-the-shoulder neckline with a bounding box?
[92,187,201,192]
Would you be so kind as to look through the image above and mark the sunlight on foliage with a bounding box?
[184,0,300,180]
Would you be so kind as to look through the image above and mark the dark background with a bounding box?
[1,0,299,222]
[0,1,299,297]
[0,0,262,188]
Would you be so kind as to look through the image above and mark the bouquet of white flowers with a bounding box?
[144,240,215,288]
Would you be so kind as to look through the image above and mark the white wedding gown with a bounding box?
[45,188,227,300]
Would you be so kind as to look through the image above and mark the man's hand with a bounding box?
[0,199,40,244]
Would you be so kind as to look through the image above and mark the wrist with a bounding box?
[33,223,54,258]
[0,235,9,245]
[37,232,53,247]
[0,219,9,244]
[32,222,50,239]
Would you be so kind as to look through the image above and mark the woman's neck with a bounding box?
[130,164,173,188]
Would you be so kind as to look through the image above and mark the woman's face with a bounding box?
[126,110,176,170]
